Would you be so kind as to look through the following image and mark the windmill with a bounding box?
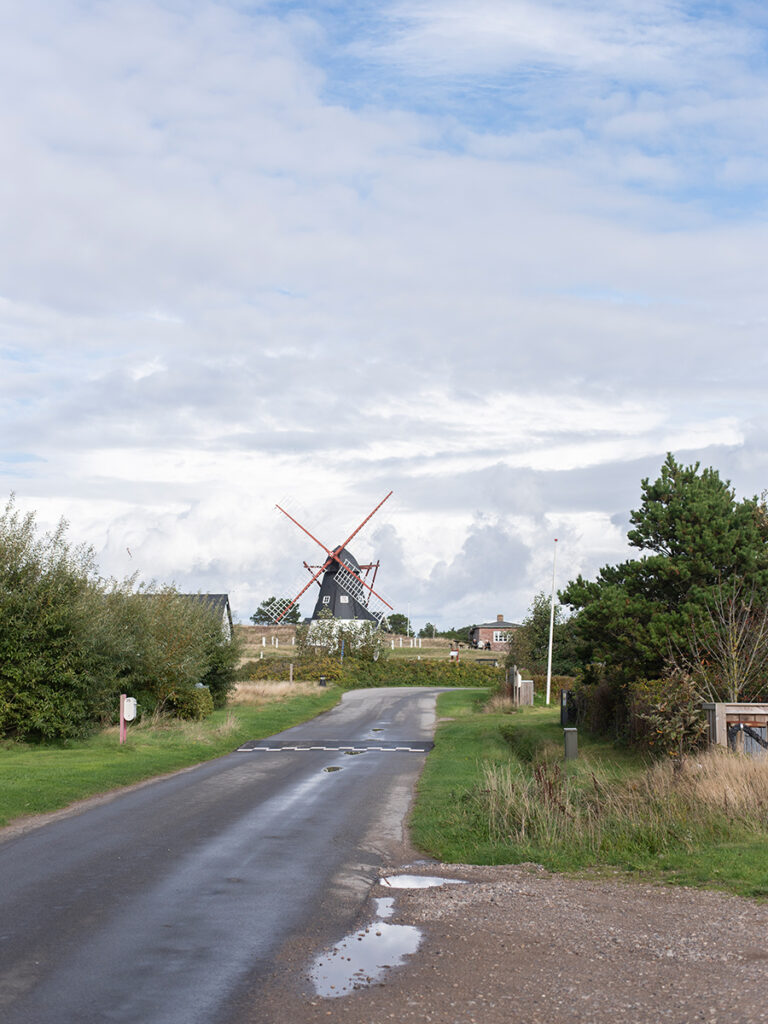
[268,492,394,627]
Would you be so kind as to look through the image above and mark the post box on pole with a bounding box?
[119,695,137,744]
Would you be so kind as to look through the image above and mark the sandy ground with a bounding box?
[256,862,768,1024]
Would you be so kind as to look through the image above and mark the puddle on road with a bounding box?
[344,749,364,756]
[323,766,342,773]
[371,728,383,732]
[380,874,467,889]
[310,921,422,998]
[374,896,395,918]
[309,875,467,998]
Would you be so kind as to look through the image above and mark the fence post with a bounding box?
[564,728,578,761]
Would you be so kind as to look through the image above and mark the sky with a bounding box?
[2,0,768,628]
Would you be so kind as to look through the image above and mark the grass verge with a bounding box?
[0,684,341,828]
[410,689,768,899]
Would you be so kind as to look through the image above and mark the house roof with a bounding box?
[472,620,521,630]
[179,593,233,625]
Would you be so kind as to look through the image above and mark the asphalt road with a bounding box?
[0,687,443,1024]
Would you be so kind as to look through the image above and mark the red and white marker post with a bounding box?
[119,693,127,745]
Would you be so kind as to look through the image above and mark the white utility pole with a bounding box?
[545,538,558,706]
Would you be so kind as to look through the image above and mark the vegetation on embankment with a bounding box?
[0,497,242,742]
[0,684,340,828]
[410,690,768,899]
[239,654,502,687]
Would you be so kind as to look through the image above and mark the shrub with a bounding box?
[0,496,241,740]
[237,655,344,682]
[238,655,502,688]
[0,498,113,741]
[339,657,502,688]
[165,687,215,721]
[627,674,708,757]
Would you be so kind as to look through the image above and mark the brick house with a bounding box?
[470,614,520,652]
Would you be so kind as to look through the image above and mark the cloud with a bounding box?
[1,0,767,626]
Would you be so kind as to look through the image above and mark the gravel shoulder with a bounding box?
[257,862,768,1024]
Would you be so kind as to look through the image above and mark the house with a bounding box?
[470,614,520,652]
[180,593,234,640]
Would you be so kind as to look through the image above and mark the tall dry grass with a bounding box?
[483,693,519,714]
[228,681,322,705]
[479,747,768,857]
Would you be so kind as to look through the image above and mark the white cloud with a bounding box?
[1,0,767,626]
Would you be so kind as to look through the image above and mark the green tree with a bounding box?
[419,622,437,638]
[0,498,112,740]
[383,612,410,634]
[250,596,301,624]
[439,624,475,645]
[561,455,768,680]
[0,495,241,739]
[506,593,577,675]
[123,587,241,713]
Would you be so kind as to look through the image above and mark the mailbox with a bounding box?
[123,696,137,722]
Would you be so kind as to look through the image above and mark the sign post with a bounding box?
[119,694,137,744]
[545,538,558,706]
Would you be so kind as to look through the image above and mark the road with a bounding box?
[0,687,442,1024]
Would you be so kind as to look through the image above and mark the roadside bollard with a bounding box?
[564,727,578,761]
[319,675,327,687]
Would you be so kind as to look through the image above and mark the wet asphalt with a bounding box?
[0,687,443,1024]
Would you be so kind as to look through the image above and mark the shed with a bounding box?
[703,702,768,755]
[469,614,520,652]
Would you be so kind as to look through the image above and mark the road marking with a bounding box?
[236,739,433,753]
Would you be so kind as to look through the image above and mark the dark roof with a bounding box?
[472,620,521,630]
[178,593,233,630]
[180,593,230,612]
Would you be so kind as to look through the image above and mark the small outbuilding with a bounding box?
[470,614,520,652]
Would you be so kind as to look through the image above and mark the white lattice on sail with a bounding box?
[264,595,299,624]
[334,558,389,626]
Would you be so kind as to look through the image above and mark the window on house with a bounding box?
[493,630,509,643]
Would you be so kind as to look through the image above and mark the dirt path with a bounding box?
[256,863,768,1024]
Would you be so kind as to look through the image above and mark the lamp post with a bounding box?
[545,538,558,706]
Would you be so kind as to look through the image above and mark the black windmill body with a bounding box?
[272,493,393,626]
[312,546,378,622]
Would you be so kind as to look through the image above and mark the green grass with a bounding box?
[410,690,768,899]
[0,687,341,827]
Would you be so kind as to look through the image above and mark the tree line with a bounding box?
[520,454,768,753]
[0,497,240,742]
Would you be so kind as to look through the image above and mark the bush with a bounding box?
[529,674,576,694]
[0,496,241,740]
[165,687,215,720]
[237,655,345,682]
[0,498,113,741]
[339,658,502,688]
[236,654,503,689]
[627,675,708,757]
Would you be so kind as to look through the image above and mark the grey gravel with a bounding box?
[255,863,768,1023]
